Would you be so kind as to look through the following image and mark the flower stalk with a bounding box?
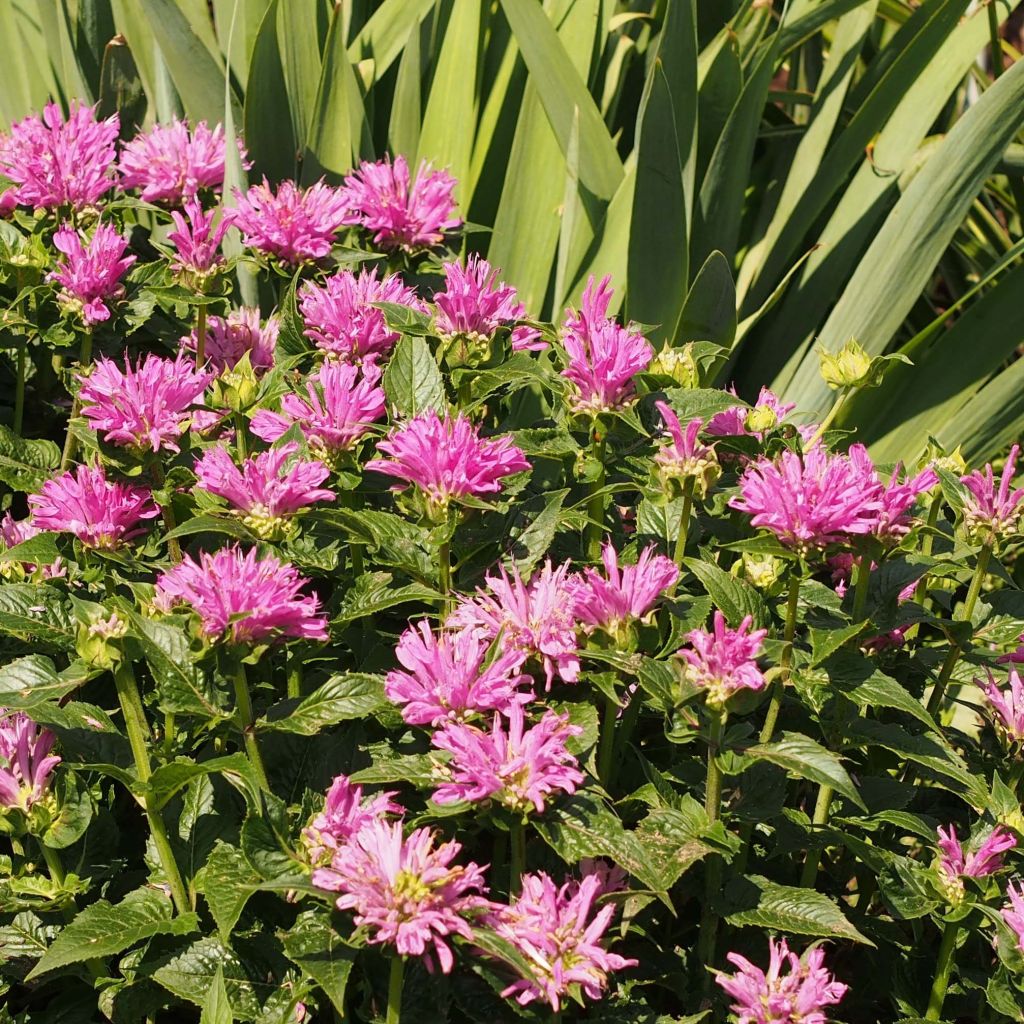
[760,572,800,744]
[585,428,607,562]
[509,818,526,891]
[60,329,92,471]
[697,711,726,985]
[673,476,695,567]
[232,660,271,792]
[924,919,960,1021]
[386,955,404,1024]
[597,689,618,790]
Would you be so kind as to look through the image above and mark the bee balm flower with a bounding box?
[184,308,279,374]
[678,611,767,708]
[1001,881,1024,953]
[706,386,795,438]
[49,223,136,326]
[979,669,1024,750]
[303,774,402,867]
[936,824,1015,899]
[960,445,1024,546]
[653,400,720,494]
[0,711,60,812]
[167,198,231,278]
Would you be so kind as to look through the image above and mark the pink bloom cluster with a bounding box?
[341,155,460,251]
[936,824,1015,888]
[167,198,231,277]
[0,513,64,578]
[77,351,213,453]
[303,775,400,867]
[0,101,118,210]
[707,386,795,437]
[185,307,279,374]
[654,400,719,492]
[561,276,652,413]
[154,545,327,644]
[0,711,60,811]
[29,464,158,549]
[979,669,1024,748]
[960,444,1024,545]
[679,611,767,708]
[1002,881,1024,953]
[49,223,135,326]
[715,937,847,1024]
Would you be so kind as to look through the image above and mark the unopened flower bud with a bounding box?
[439,330,495,370]
[209,351,260,413]
[742,552,783,589]
[818,339,874,390]
[744,404,778,434]
[76,611,128,669]
[649,345,700,389]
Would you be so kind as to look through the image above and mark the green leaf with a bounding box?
[243,0,296,182]
[39,772,93,850]
[274,0,322,155]
[152,936,261,1019]
[0,584,75,650]
[382,336,446,418]
[0,655,83,709]
[745,732,866,811]
[165,513,256,542]
[202,842,260,942]
[262,673,386,735]
[0,531,60,567]
[148,754,259,808]
[0,425,59,493]
[724,874,872,944]
[332,573,439,626]
[825,653,938,731]
[200,966,232,1024]
[27,887,198,978]
[675,250,737,348]
[807,623,864,667]
[281,910,357,1015]
[684,557,769,628]
[97,33,147,136]
[508,489,569,576]
[634,802,715,890]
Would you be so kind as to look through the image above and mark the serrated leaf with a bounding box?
[281,910,356,1015]
[0,655,82,709]
[202,842,260,942]
[684,557,769,628]
[200,966,232,1024]
[0,584,75,650]
[508,489,569,576]
[152,936,260,1019]
[148,754,259,809]
[634,802,715,890]
[262,673,386,735]
[0,424,59,491]
[0,532,60,567]
[332,573,439,626]
[382,336,445,419]
[826,652,938,731]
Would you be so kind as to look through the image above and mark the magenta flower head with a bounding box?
[303,774,402,868]
[873,462,938,541]
[341,154,461,251]
[561,276,653,414]
[194,442,335,539]
[654,400,720,495]
[434,254,542,352]
[184,307,279,375]
[1002,881,1024,953]
[233,178,348,265]
[449,560,581,689]
[119,118,245,204]
[980,669,1024,751]
[154,545,328,645]
[489,872,637,1010]
[385,620,531,727]
[77,350,213,453]
[312,819,490,973]
[298,267,425,367]
[29,464,158,549]
[715,937,847,1024]
[0,100,118,211]
[366,412,530,520]
[936,824,1016,902]
[679,611,767,709]
[0,711,60,813]
[250,361,385,460]
[729,445,884,556]
[571,542,679,641]
[960,445,1024,546]
[167,198,232,279]
[432,704,583,813]
[707,386,796,438]
[49,223,136,326]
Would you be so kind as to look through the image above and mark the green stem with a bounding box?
[13,340,25,435]
[438,540,451,599]
[38,838,65,886]
[162,712,175,760]
[60,330,92,470]
[597,690,619,790]
[804,387,849,450]
[698,712,726,986]
[852,554,872,621]
[195,303,208,366]
[585,430,607,562]
[673,477,695,567]
[799,782,834,888]
[989,0,1003,78]
[234,411,249,461]
[509,819,526,891]
[112,661,191,916]
[925,919,960,1020]
[287,650,303,700]
[232,661,270,792]
[760,573,801,744]
[150,462,183,564]
[386,955,404,1024]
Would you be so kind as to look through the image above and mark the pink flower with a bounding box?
[385,621,530,727]
[184,307,279,374]
[312,819,490,973]
[303,774,401,867]
[0,514,64,579]
[570,542,678,636]
[434,254,542,351]
[729,445,884,555]
[1001,881,1024,953]
[119,118,246,203]
[937,824,1016,883]
[488,872,636,1010]
[341,154,460,251]
[250,361,385,457]
[366,412,530,517]
[233,178,348,264]
[154,545,327,644]
[432,704,583,813]
[979,669,1024,748]
[49,223,136,326]
[706,387,796,437]
[873,464,938,540]
[167,198,231,277]
[77,350,213,453]
[654,400,719,492]
[678,611,767,708]
[298,267,425,367]
[960,445,1024,545]
[0,100,118,210]
[715,937,847,1024]
[561,276,652,413]
[0,711,60,811]
[28,464,158,549]
[449,560,580,689]
[194,442,334,536]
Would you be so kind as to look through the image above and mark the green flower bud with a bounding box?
[209,351,260,413]
[76,611,128,670]
[818,339,874,390]
[742,552,783,589]
[649,345,700,389]
[744,404,779,434]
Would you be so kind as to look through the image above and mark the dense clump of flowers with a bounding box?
[872,463,938,541]
[715,938,847,1024]
[298,268,425,366]
[654,400,720,493]
[366,412,530,517]
[312,819,490,973]
[707,386,796,437]
[450,560,581,688]
[679,611,767,708]
[978,668,1024,750]
[232,178,348,264]
[250,361,385,457]
[167,198,231,278]
[185,307,279,374]
[0,711,60,811]
[194,443,334,537]
[936,824,1015,890]
[119,118,243,203]
[0,101,118,210]
[960,444,1024,545]
[154,545,327,644]
[49,223,136,326]
[489,872,637,1010]
[77,351,213,453]
[341,154,460,251]
[303,774,401,867]
[28,464,158,549]
[561,276,652,413]
[1002,881,1024,953]
[432,705,583,813]
[730,444,883,555]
